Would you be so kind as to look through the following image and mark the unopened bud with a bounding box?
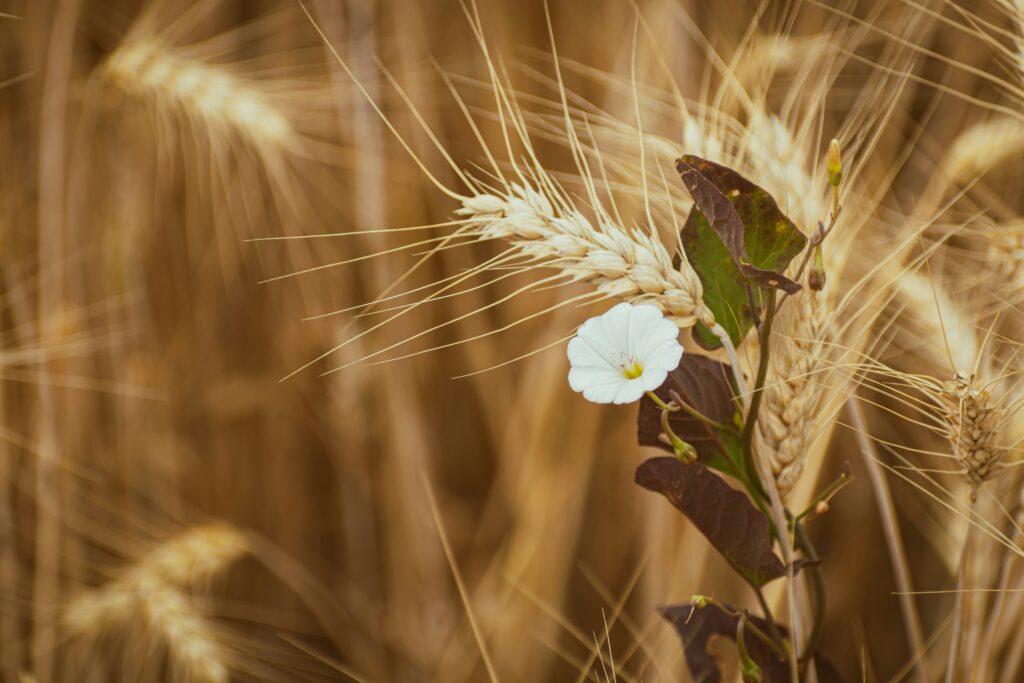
[808,246,826,291]
[827,139,843,188]
[815,500,830,515]
[690,594,709,609]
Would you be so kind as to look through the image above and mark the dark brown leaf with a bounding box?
[660,602,847,683]
[637,354,742,475]
[676,157,746,260]
[636,457,785,587]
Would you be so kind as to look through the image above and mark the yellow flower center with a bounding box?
[622,361,644,379]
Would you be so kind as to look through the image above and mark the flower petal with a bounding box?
[596,302,633,360]
[640,367,669,392]
[567,335,615,370]
[574,316,621,367]
[643,336,685,372]
[582,381,626,404]
[638,318,681,360]
[611,378,646,404]
[568,365,623,393]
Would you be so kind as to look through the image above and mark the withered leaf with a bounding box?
[635,457,784,588]
[660,602,847,683]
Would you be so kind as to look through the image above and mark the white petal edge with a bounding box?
[568,366,622,393]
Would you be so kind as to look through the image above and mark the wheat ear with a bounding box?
[457,183,714,329]
[759,288,836,500]
[102,39,297,151]
[943,117,1024,183]
[64,523,246,640]
[136,576,229,683]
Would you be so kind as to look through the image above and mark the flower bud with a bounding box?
[808,245,826,291]
[827,139,842,188]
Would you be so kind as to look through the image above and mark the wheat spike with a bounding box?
[138,522,249,587]
[942,373,1003,488]
[64,581,136,635]
[102,38,297,151]
[943,116,1024,183]
[136,576,229,683]
[985,223,1024,290]
[457,182,714,329]
[759,288,837,499]
[63,523,246,672]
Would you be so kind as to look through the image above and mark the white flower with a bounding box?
[567,302,683,404]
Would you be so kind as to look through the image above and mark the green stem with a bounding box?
[794,468,853,523]
[739,289,777,504]
[698,596,788,661]
[646,391,673,412]
[793,519,825,668]
[753,585,786,656]
[647,390,729,431]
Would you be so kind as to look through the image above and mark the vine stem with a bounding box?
[697,596,788,660]
[793,520,825,669]
[753,585,786,656]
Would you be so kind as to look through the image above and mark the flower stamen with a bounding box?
[622,361,644,379]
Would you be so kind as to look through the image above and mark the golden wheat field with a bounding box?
[7,0,1024,680]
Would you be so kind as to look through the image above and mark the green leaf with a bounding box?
[676,155,808,348]
[636,354,743,476]
[635,457,785,588]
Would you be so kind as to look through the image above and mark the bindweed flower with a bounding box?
[567,302,683,404]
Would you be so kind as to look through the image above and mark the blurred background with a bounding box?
[3,0,1024,680]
